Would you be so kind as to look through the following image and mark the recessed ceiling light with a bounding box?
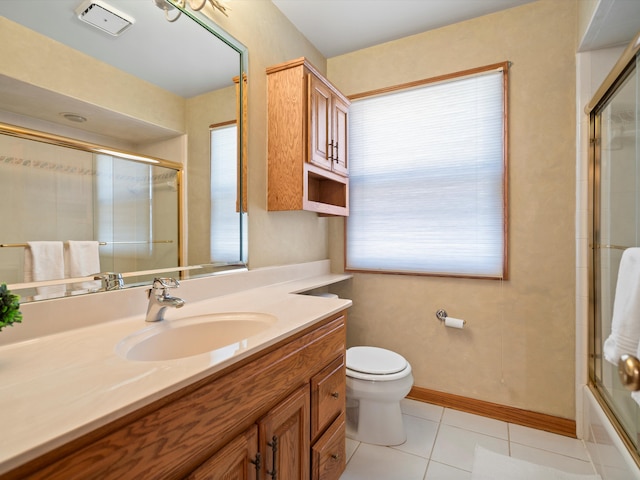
[75,0,135,37]
[60,112,88,123]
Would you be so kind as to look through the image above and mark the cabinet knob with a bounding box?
[331,392,340,399]
[331,453,341,461]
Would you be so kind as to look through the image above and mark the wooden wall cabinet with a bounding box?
[267,58,350,216]
[6,312,347,480]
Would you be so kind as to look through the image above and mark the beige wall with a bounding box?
[327,0,578,420]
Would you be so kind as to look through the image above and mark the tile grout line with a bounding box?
[422,410,445,478]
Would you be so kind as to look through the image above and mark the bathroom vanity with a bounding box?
[0,262,351,480]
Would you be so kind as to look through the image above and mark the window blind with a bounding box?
[210,124,240,262]
[346,67,507,278]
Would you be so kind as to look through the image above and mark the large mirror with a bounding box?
[0,0,248,302]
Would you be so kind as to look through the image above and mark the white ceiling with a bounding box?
[272,0,535,57]
[272,0,640,57]
[579,0,640,51]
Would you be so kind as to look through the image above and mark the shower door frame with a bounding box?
[588,33,640,467]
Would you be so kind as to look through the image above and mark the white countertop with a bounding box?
[0,268,352,475]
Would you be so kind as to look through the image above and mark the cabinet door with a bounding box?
[186,426,260,480]
[311,355,346,441]
[331,97,349,177]
[259,385,310,480]
[309,74,332,171]
[311,413,346,480]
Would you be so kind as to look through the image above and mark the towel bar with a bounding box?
[0,240,173,248]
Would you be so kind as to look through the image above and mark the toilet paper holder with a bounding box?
[435,309,466,325]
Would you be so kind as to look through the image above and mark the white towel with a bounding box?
[66,241,101,292]
[603,248,640,365]
[24,241,66,298]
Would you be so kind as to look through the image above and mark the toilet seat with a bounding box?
[346,346,411,381]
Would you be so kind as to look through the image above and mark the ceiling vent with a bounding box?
[75,0,135,36]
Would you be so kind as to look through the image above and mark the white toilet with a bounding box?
[345,346,414,446]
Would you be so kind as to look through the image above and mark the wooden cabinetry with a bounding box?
[310,355,346,480]
[309,73,349,177]
[267,58,350,216]
[259,385,310,479]
[186,426,259,480]
[312,412,346,480]
[5,312,347,480]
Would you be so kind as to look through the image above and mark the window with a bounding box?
[210,122,241,262]
[346,63,508,278]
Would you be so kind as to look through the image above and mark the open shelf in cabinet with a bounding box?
[303,164,349,216]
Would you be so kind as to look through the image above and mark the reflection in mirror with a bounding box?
[0,0,248,303]
[0,125,180,301]
[210,121,246,262]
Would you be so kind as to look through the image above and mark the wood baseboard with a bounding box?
[408,386,576,438]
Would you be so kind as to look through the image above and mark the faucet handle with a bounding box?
[152,277,180,293]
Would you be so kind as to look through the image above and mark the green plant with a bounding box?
[0,283,22,332]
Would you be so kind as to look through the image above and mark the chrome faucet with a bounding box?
[93,272,124,291]
[145,277,185,322]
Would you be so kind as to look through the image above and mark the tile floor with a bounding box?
[340,398,599,479]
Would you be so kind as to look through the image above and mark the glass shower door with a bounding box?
[592,52,640,455]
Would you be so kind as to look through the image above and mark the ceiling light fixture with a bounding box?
[60,112,88,123]
[95,148,160,164]
[75,0,135,36]
[153,0,228,23]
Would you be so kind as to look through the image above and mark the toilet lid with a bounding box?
[346,346,408,375]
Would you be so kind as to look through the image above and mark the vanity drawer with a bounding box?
[311,354,345,441]
[311,412,345,480]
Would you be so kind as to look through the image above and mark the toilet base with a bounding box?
[346,398,407,446]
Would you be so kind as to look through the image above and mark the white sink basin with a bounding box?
[116,312,278,361]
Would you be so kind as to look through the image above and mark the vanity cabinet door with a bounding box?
[311,355,346,442]
[311,412,346,480]
[259,385,310,480]
[186,426,259,480]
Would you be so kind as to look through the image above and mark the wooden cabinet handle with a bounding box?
[331,391,340,398]
[331,453,341,461]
